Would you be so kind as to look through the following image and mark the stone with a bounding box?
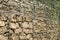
[25,16,32,21]
[15,27,22,34]
[9,14,17,22]
[22,22,33,29]
[0,15,7,21]
[0,26,7,34]
[34,38,38,40]
[37,21,46,27]
[33,20,39,25]
[9,23,19,29]
[19,32,26,39]
[9,30,14,34]
[16,15,23,21]
[33,25,40,33]
[4,0,8,2]
[29,38,33,40]
[0,21,5,26]
[0,35,8,40]
[0,4,2,7]
[12,33,19,40]
[42,38,47,40]
[8,1,18,6]
[22,22,29,28]
[15,0,20,3]
[26,34,32,39]
[23,28,33,33]
[28,22,33,29]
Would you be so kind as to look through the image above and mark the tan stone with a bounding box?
[29,38,33,40]
[9,23,19,29]
[25,16,32,21]
[16,15,23,21]
[12,33,19,40]
[19,32,26,39]
[28,22,33,29]
[0,35,8,40]
[0,21,5,26]
[33,20,39,25]
[37,21,46,27]
[9,30,14,34]
[33,25,40,33]
[23,28,33,33]
[9,14,17,22]
[34,38,38,40]
[8,1,18,6]
[42,38,47,40]
[0,26,7,34]
[26,34,32,39]
[22,22,33,28]
[22,22,29,28]
[15,27,22,34]
[0,15,7,21]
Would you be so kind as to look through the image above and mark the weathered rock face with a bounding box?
[0,14,59,40]
[0,0,59,40]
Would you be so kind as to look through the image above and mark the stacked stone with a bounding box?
[0,13,59,40]
[0,0,59,40]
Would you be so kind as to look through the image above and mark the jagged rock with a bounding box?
[9,23,19,29]
[23,28,33,33]
[22,22,29,28]
[26,34,32,39]
[0,35,8,40]
[0,0,59,40]
[15,27,22,34]
[12,33,19,40]
[19,32,26,39]
[0,26,7,34]
[22,22,33,29]
[25,16,32,21]
[8,1,18,6]
[29,38,33,40]
[0,14,7,21]
[37,21,46,27]
[33,25,40,33]
[9,14,17,22]
[0,21,5,27]
[16,15,23,22]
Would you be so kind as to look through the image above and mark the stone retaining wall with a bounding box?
[0,13,59,40]
[0,0,59,40]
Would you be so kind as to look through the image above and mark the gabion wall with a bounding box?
[0,0,59,40]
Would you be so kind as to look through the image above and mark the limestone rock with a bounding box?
[19,32,26,39]
[9,14,17,22]
[0,21,5,27]
[28,22,33,29]
[16,15,23,22]
[0,26,7,34]
[29,38,33,40]
[26,34,32,39]
[8,1,18,6]
[12,33,19,40]
[25,16,32,21]
[23,28,33,33]
[22,22,29,28]
[39,21,46,27]
[0,35,8,40]
[22,22,33,29]
[15,27,22,34]
[33,25,40,33]
[0,15,7,21]
[9,23,19,29]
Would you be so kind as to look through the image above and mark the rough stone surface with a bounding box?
[0,0,59,40]
[9,23,19,29]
